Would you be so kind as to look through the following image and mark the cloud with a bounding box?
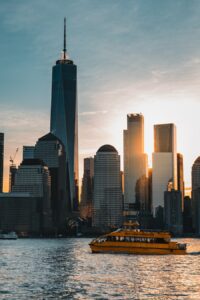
[0,106,48,130]
[79,110,107,116]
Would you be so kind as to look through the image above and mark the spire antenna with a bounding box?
[63,17,67,59]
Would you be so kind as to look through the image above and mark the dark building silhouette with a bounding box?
[164,190,183,235]
[177,153,184,209]
[192,157,200,235]
[0,193,41,235]
[9,165,17,192]
[135,175,149,211]
[23,146,35,160]
[0,133,4,192]
[34,132,68,233]
[80,157,94,219]
[148,168,152,212]
[183,196,193,233]
[50,19,78,211]
[9,159,52,234]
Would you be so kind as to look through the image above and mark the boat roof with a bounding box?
[106,229,171,239]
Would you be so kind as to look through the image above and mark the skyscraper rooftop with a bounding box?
[97,144,117,153]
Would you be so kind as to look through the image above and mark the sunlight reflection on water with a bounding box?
[0,238,200,299]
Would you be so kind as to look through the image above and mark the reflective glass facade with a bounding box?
[152,123,177,216]
[0,133,4,192]
[123,114,148,209]
[50,59,78,211]
[154,124,176,153]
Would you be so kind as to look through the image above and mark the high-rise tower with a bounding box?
[93,145,123,230]
[34,132,69,232]
[177,153,184,210]
[50,18,78,211]
[0,133,4,192]
[152,124,177,216]
[80,157,94,219]
[191,157,200,234]
[123,114,148,211]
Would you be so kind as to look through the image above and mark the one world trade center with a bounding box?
[50,18,78,211]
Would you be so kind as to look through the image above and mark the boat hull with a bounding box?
[90,243,187,255]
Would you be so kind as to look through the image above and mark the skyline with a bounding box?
[1,1,200,190]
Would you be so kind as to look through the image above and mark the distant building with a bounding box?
[12,159,52,233]
[9,165,17,192]
[135,175,149,211]
[164,190,183,235]
[23,146,35,160]
[192,188,200,235]
[177,153,184,210]
[148,168,152,213]
[191,157,200,235]
[50,19,78,211]
[0,133,4,192]
[123,114,148,211]
[93,145,123,230]
[34,132,68,232]
[152,124,177,216]
[80,157,94,219]
[0,192,41,234]
[183,196,193,233]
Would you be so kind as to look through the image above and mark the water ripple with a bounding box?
[0,238,200,299]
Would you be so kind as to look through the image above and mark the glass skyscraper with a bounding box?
[50,19,78,211]
[152,123,177,216]
[0,133,4,193]
[35,132,69,233]
[93,145,123,230]
[123,114,148,210]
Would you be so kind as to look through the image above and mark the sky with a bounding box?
[0,0,200,191]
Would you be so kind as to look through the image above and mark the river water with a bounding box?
[0,238,200,299]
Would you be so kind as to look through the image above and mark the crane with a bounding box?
[10,148,19,166]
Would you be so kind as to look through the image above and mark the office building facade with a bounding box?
[177,153,184,210]
[34,132,68,232]
[93,145,123,230]
[80,157,94,219]
[152,124,177,216]
[123,114,148,211]
[12,159,52,232]
[164,190,183,235]
[0,133,4,192]
[183,196,193,233]
[192,157,200,234]
[0,192,41,234]
[9,165,17,192]
[23,146,35,160]
[50,19,78,211]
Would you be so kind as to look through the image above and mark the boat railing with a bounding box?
[94,235,170,244]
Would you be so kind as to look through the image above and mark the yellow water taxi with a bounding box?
[89,222,187,255]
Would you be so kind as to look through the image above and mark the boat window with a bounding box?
[97,236,107,243]
[124,237,129,242]
[150,238,167,243]
[164,238,170,243]
[178,243,186,250]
